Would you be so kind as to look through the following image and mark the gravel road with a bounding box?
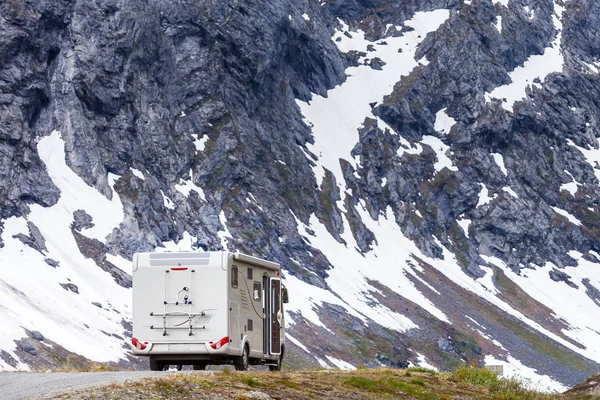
[0,370,197,400]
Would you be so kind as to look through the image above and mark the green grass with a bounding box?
[242,376,261,387]
[452,365,500,387]
[343,376,378,391]
[407,366,439,374]
[450,366,556,400]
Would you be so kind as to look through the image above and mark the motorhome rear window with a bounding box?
[231,265,238,288]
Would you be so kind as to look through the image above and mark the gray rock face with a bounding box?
[438,336,454,353]
[72,209,94,231]
[20,344,37,357]
[44,258,60,268]
[0,1,64,223]
[12,222,47,254]
[72,228,132,288]
[59,283,79,294]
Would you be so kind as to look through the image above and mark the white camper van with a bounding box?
[130,251,288,371]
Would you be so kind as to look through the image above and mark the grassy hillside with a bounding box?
[53,367,600,399]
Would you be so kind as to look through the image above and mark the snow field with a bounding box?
[485,355,568,393]
[0,131,131,369]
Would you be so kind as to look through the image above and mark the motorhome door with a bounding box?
[268,277,281,355]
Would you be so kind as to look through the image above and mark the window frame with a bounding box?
[253,281,261,301]
[231,265,239,289]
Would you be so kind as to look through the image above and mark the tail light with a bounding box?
[209,336,229,350]
[131,337,147,351]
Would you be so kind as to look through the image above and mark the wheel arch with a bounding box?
[241,335,251,355]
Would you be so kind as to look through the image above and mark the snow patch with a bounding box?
[175,171,206,201]
[325,355,356,370]
[434,108,456,134]
[476,267,499,295]
[286,334,310,354]
[192,134,209,152]
[567,139,600,182]
[421,136,457,172]
[523,6,535,20]
[493,16,503,33]
[131,168,145,180]
[502,187,518,198]
[582,60,600,74]
[560,172,578,195]
[416,353,438,371]
[491,0,510,7]
[477,184,496,207]
[217,211,232,251]
[485,355,568,393]
[36,131,124,242]
[491,153,507,175]
[457,218,471,238]
[157,232,199,252]
[551,206,581,226]
[161,190,175,210]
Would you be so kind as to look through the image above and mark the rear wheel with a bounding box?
[193,364,206,370]
[149,357,163,371]
[269,354,282,371]
[234,345,249,371]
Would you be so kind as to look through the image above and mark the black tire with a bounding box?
[149,357,162,371]
[193,364,206,370]
[176,365,183,371]
[269,354,282,371]
[234,345,249,371]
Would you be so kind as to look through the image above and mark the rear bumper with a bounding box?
[130,341,230,356]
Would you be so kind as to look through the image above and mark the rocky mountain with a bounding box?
[1,0,600,391]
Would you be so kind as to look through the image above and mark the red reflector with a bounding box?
[171,267,188,271]
[131,337,147,351]
[210,336,229,350]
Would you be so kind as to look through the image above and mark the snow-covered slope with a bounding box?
[0,131,131,369]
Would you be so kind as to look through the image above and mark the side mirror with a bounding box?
[282,286,289,304]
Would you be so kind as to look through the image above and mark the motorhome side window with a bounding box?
[247,267,253,279]
[253,281,261,301]
[231,265,238,288]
